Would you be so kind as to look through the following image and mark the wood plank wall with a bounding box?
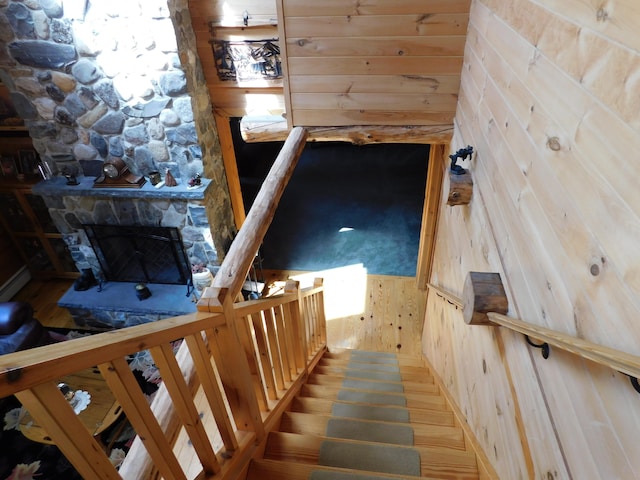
[190,0,469,126]
[423,0,640,478]
[279,0,469,126]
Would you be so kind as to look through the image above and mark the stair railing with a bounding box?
[0,126,329,479]
[427,280,640,385]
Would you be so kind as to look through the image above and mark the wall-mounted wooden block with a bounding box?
[447,170,473,205]
[463,272,508,325]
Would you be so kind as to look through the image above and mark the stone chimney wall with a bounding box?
[0,0,237,264]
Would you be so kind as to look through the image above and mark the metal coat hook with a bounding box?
[525,335,550,359]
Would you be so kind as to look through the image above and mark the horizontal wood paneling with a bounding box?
[286,36,466,57]
[290,93,458,112]
[287,57,464,76]
[288,74,460,94]
[281,0,468,127]
[283,0,472,16]
[424,0,640,478]
[285,14,469,37]
[293,110,455,127]
[189,0,468,126]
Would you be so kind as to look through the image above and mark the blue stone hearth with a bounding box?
[58,282,198,329]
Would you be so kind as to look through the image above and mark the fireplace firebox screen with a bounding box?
[84,225,192,285]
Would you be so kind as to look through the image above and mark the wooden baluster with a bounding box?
[281,302,300,377]
[149,342,221,476]
[314,278,328,344]
[273,304,293,382]
[184,331,239,452]
[250,311,278,401]
[311,293,320,348]
[305,296,317,353]
[264,307,286,390]
[237,315,271,410]
[282,300,302,374]
[99,357,187,480]
[285,280,308,366]
[16,383,120,480]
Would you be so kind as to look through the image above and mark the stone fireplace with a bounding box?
[34,177,219,328]
[1,1,238,327]
[34,176,218,328]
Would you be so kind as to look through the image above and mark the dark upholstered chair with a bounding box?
[0,302,52,355]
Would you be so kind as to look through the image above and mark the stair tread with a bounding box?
[314,365,433,384]
[301,384,445,411]
[328,350,426,366]
[265,431,479,479]
[308,373,437,394]
[280,411,467,450]
[319,358,433,376]
[292,396,453,423]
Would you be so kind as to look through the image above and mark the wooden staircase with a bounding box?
[247,350,481,479]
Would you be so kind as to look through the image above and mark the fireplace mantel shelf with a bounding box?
[32,176,211,200]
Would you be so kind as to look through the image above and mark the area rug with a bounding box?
[0,329,177,480]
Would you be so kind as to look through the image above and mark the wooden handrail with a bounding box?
[427,283,640,380]
[487,313,640,379]
[0,312,225,397]
[201,126,308,305]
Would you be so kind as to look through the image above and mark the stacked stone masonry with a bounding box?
[0,0,238,274]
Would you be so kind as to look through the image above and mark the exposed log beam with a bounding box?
[240,116,453,145]
[199,126,309,305]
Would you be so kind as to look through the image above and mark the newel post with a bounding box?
[197,287,265,440]
[463,272,508,325]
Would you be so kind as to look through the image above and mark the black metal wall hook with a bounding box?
[525,335,550,359]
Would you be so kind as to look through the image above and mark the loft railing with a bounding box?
[0,127,321,479]
[427,277,640,386]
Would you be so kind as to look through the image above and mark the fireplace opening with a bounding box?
[83,225,192,285]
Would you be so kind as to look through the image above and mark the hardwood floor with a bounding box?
[13,272,427,354]
[11,278,76,329]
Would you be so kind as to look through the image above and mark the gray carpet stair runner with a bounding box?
[314,350,422,478]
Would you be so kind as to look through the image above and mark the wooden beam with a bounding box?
[416,144,447,289]
[240,116,453,144]
[214,113,246,229]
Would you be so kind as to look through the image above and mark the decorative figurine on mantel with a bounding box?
[188,173,202,189]
[164,168,177,187]
[61,165,79,185]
